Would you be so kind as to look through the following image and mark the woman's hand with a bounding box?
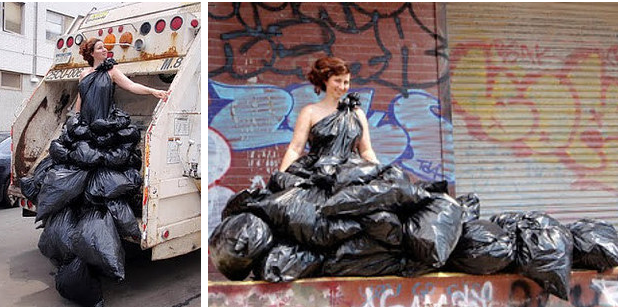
[152,89,170,101]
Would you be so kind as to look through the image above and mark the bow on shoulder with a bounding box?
[96,58,118,72]
[337,92,362,111]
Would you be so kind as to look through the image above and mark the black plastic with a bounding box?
[72,208,125,281]
[38,206,78,266]
[36,165,89,222]
[448,219,514,274]
[208,213,274,281]
[567,218,618,272]
[360,211,403,246]
[55,257,103,307]
[402,194,464,268]
[105,198,140,239]
[253,243,323,282]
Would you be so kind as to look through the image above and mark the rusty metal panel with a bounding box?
[208,268,618,306]
[448,3,618,227]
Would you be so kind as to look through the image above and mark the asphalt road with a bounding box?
[0,207,201,307]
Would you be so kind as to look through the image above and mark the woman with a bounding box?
[76,37,168,123]
[279,56,379,171]
[210,57,422,281]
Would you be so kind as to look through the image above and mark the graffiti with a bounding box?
[451,40,618,196]
[360,281,495,307]
[207,128,235,236]
[208,80,453,182]
[250,175,266,189]
[208,2,448,97]
[590,279,618,307]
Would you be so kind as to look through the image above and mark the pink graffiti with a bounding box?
[451,40,618,195]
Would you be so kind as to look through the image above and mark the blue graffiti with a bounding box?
[208,80,454,182]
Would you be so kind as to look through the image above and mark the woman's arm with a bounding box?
[111,68,169,99]
[279,106,313,172]
[355,108,380,164]
[74,93,82,113]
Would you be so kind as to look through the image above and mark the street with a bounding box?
[0,207,201,307]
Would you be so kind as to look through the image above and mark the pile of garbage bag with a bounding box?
[21,109,142,307]
[210,169,618,302]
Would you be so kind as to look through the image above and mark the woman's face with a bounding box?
[92,41,108,62]
[325,73,350,100]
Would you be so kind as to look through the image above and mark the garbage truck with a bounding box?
[9,2,201,260]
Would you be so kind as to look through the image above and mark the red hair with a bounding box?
[79,37,102,67]
[307,57,350,94]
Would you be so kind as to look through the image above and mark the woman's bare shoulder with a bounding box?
[79,68,93,82]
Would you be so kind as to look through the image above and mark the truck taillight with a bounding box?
[67,36,74,48]
[108,27,113,34]
[170,16,182,31]
[155,19,165,33]
[56,38,64,49]
[98,29,103,36]
[118,25,124,33]
[75,34,83,45]
[107,52,114,58]
[140,22,151,35]
[191,19,198,28]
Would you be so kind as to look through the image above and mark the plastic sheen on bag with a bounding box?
[448,219,514,275]
[38,206,78,267]
[72,208,125,281]
[55,257,103,307]
[253,243,323,282]
[208,213,274,281]
[567,218,618,272]
[402,193,464,268]
[36,165,89,222]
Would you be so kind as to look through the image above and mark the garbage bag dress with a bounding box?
[216,93,431,252]
[78,58,116,124]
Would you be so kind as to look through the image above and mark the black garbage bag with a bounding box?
[510,211,573,301]
[72,208,125,281]
[49,140,70,164]
[85,168,142,203]
[457,193,480,223]
[102,144,134,169]
[320,179,430,217]
[284,154,317,178]
[247,186,327,245]
[36,165,89,222]
[55,257,103,307]
[360,211,403,246]
[490,211,573,300]
[221,188,272,219]
[448,219,514,274]
[253,243,323,282]
[64,114,79,135]
[20,156,55,201]
[127,148,142,169]
[310,217,363,248]
[38,206,78,266]
[116,125,140,145]
[334,157,382,190]
[70,124,93,141]
[266,171,308,193]
[208,213,274,281]
[379,164,410,182]
[69,141,104,168]
[94,132,116,148]
[402,194,464,268]
[567,219,618,272]
[415,180,449,193]
[90,109,131,135]
[400,258,437,278]
[322,236,404,276]
[105,198,140,239]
